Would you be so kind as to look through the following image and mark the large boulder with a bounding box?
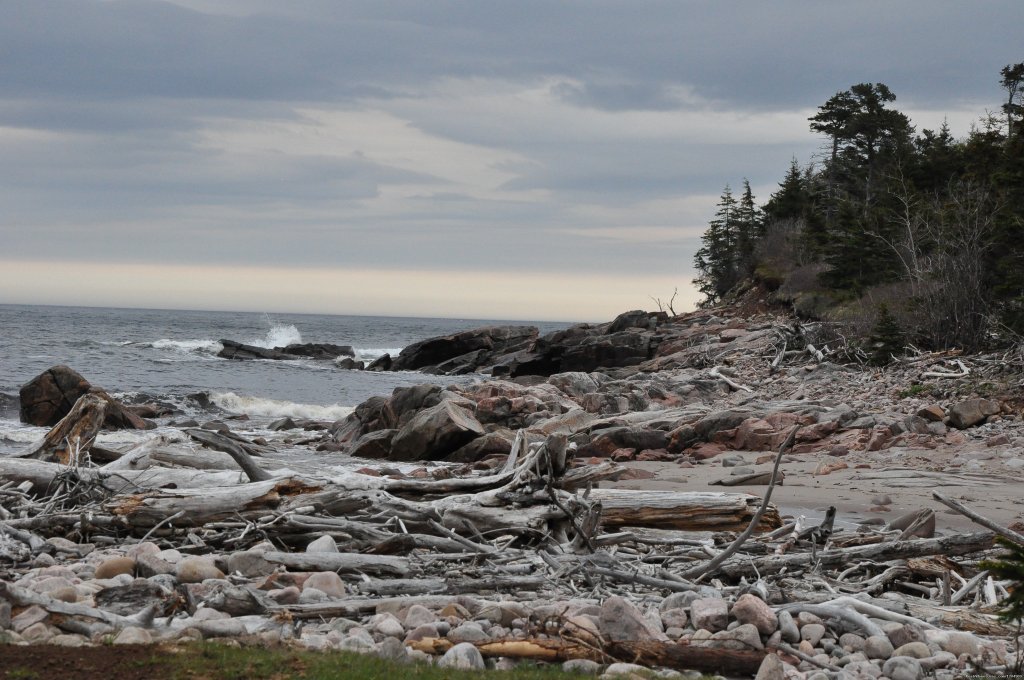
[217,340,354,361]
[217,340,292,360]
[19,365,91,426]
[20,366,148,429]
[388,400,485,461]
[390,325,539,372]
[280,343,354,360]
[948,398,1000,429]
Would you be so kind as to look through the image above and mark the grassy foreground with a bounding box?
[0,642,584,680]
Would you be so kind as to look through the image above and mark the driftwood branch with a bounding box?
[932,491,1024,546]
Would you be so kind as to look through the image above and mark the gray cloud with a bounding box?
[1,0,1020,314]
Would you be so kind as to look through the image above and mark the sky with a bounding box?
[1,1,1020,321]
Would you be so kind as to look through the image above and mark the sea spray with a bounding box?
[210,391,353,420]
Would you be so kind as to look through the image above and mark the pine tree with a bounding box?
[693,185,739,307]
[867,303,905,366]
[734,179,761,277]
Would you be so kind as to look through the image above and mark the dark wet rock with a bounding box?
[268,417,298,431]
[388,400,485,461]
[335,358,365,370]
[217,340,293,361]
[349,429,397,459]
[390,326,538,373]
[280,343,354,360]
[365,353,392,371]
[19,365,91,426]
[20,365,151,429]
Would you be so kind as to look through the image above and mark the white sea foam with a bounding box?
[149,339,224,354]
[250,324,302,349]
[210,391,353,420]
[354,348,403,361]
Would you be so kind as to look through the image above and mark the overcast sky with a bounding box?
[1,1,1019,321]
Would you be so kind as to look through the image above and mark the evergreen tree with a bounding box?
[693,185,739,306]
[867,303,905,366]
[734,179,761,276]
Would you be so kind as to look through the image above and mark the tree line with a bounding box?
[693,63,1024,357]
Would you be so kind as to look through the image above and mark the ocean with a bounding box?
[0,304,571,461]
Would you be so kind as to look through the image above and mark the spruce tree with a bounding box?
[734,179,761,277]
[693,185,739,307]
[867,303,905,366]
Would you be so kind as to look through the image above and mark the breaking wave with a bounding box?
[147,339,224,354]
[209,391,353,420]
[249,324,302,349]
[354,348,403,362]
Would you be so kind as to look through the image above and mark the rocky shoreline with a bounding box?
[2,299,1023,678]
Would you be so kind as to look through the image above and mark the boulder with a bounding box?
[19,365,91,426]
[279,343,354,360]
[598,595,668,643]
[948,398,1000,429]
[690,597,728,632]
[391,326,538,372]
[388,400,485,461]
[437,642,486,670]
[217,340,293,360]
[19,366,149,429]
[731,593,778,635]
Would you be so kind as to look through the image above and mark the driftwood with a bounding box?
[408,637,767,675]
[932,491,1024,547]
[17,393,107,464]
[713,531,995,578]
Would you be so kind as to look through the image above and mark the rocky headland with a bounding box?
[2,295,1023,678]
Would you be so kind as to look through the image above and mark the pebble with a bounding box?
[175,557,224,583]
[865,634,895,659]
[883,656,924,680]
[448,622,489,643]
[603,662,653,677]
[730,593,777,635]
[403,604,438,629]
[93,556,135,580]
[113,627,152,645]
[563,658,602,674]
[305,535,338,553]
[892,641,931,659]
[437,641,485,670]
[690,597,728,633]
[800,623,826,647]
[375,636,410,663]
[777,610,800,644]
[303,571,345,598]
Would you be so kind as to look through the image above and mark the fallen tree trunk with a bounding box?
[408,637,767,675]
[713,531,995,579]
[587,489,781,531]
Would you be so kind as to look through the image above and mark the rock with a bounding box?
[19,365,91,426]
[349,429,397,459]
[306,535,338,553]
[882,656,924,680]
[755,653,786,680]
[597,596,667,643]
[917,405,945,422]
[800,623,826,647]
[371,612,406,639]
[11,605,48,632]
[51,634,88,647]
[279,343,355,360]
[865,634,895,659]
[660,591,701,612]
[0,601,10,630]
[707,623,763,651]
[893,642,931,659]
[690,597,729,633]
[388,400,485,461]
[93,556,136,580]
[437,641,486,670]
[176,557,224,583]
[948,398,1000,429]
[268,417,298,431]
[776,610,800,644]
[563,658,602,674]
[135,554,175,577]
[217,340,293,361]
[303,571,345,598]
[839,632,865,652]
[887,623,927,648]
[940,631,980,657]
[226,550,275,578]
[20,622,55,643]
[403,604,438,629]
[603,662,653,677]
[870,494,892,506]
[375,636,410,663]
[268,586,301,605]
[113,627,152,645]
[660,608,689,630]
[731,594,778,635]
[391,326,539,373]
[448,622,489,643]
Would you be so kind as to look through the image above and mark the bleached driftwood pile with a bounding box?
[0,398,1020,679]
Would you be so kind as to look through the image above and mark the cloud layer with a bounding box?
[2,1,1019,319]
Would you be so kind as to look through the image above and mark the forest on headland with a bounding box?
[693,62,1024,360]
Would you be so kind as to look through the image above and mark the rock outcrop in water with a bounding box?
[19,365,151,430]
[217,340,354,361]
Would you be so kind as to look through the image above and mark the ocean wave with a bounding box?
[249,324,302,349]
[144,339,224,355]
[354,348,403,361]
[210,391,353,420]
